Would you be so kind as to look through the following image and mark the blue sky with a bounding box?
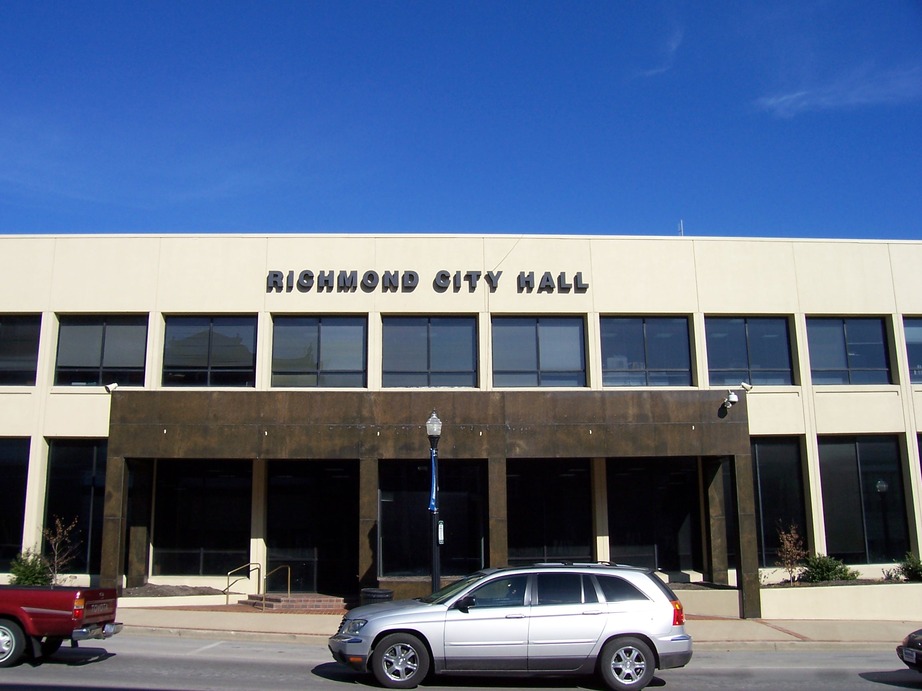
[1,1,920,238]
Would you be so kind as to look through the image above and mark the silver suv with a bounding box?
[329,563,692,690]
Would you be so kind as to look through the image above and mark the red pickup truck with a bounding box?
[0,585,122,667]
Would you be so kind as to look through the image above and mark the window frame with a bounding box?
[806,317,892,385]
[492,316,586,388]
[271,315,367,388]
[162,315,257,388]
[382,316,478,388]
[600,316,692,387]
[55,314,148,387]
[705,316,794,386]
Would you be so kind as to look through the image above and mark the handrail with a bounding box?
[263,564,291,609]
[225,562,262,605]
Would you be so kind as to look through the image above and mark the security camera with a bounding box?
[104,382,119,393]
[726,391,739,405]
[740,382,753,392]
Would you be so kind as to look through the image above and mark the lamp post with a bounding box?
[426,410,442,593]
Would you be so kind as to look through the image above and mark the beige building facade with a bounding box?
[2,233,922,618]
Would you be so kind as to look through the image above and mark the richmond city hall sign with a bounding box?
[266,269,589,295]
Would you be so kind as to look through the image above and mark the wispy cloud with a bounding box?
[637,25,684,78]
[756,64,922,118]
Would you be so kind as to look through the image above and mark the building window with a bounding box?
[508,459,592,565]
[272,316,366,387]
[0,315,41,386]
[152,459,251,576]
[806,317,891,385]
[163,316,257,387]
[492,317,586,387]
[382,317,477,387]
[55,315,147,387]
[45,440,107,575]
[904,318,922,384]
[0,438,29,570]
[601,317,691,386]
[706,317,793,386]
[378,459,486,578]
[752,438,806,568]
[819,436,909,564]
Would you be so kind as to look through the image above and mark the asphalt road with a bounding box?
[0,634,919,691]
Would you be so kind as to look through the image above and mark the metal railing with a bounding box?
[263,565,291,609]
[225,562,262,605]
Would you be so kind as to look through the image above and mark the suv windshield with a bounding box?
[417,572,488,604]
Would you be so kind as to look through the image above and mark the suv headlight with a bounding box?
[340,619,367,636]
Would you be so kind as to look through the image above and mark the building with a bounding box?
[2,233,922,618]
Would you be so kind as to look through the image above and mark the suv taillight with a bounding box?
[671,599,685,626]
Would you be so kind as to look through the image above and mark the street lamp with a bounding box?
[426,410,442,593]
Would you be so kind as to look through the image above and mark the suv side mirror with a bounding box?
[454,595,476,613]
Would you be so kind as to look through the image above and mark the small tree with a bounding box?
[43,515,81,586]
[9,549,52,586]
[775,523,807,586]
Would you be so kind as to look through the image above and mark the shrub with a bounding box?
[896,552,922,582]
[800,554,859,583]
[775,523,807,585]
[9,549,52,586]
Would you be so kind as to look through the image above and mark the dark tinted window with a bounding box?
[163,316,257,387]
[272,316,366,387]
[382,317,477,387]
[493,317,585,387]
[0,315,41,385]
[536,572,594,605]
[706,317,793,386]
[601,317,691,386]
[56,315,147,386]
[807,318,891,384]
[752,438,806,567]
[0,438,29,569]
[596,575,648,602]
[904,318,922,383]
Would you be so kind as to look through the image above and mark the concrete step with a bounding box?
[239,593,348,613]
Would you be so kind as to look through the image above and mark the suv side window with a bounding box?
[596,575,649,603]
[470,575,527,608]
[536,573,598,605]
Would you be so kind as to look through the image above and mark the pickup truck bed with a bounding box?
[0,585,122,667]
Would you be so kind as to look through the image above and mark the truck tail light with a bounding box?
[73,596,85,620]
[671,599,685,626]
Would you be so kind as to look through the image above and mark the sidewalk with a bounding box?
[116,607,917,651]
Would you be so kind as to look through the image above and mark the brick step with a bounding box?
[238,593,348,612]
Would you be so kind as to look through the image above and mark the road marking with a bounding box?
[185,641,225,655]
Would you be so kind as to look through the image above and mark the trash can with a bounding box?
[360,588,394,606]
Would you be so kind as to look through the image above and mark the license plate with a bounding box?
[905,648,917,663]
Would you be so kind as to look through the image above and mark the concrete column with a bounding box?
[591,458,610,562]
[100,455,128,589]
[733,452,762,618]
[250,458,268,593]
[358,457,378,587]
[487,456,508,567]
[702,458,729,585]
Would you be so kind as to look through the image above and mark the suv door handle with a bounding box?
[505,614,526,619]
[582,610,603,615]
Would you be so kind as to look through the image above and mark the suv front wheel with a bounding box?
[599,636,655,690]
[371,633,431,689]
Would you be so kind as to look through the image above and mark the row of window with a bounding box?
[0,313,918,389]
[0,434,911,575]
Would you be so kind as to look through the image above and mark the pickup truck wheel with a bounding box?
[40,637,64,657]
[0,620,26,668]
[370,633,430,689]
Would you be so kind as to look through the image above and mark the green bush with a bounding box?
[896,552,922,582]
[800,554,859,583]
[9,549,52,586]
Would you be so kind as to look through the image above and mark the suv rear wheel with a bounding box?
[371,633,430,689]
[599,636,655,690]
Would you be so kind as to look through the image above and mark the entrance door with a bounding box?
[607,457,702,572]
[266,461,358,595]
[507,459,592,565]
